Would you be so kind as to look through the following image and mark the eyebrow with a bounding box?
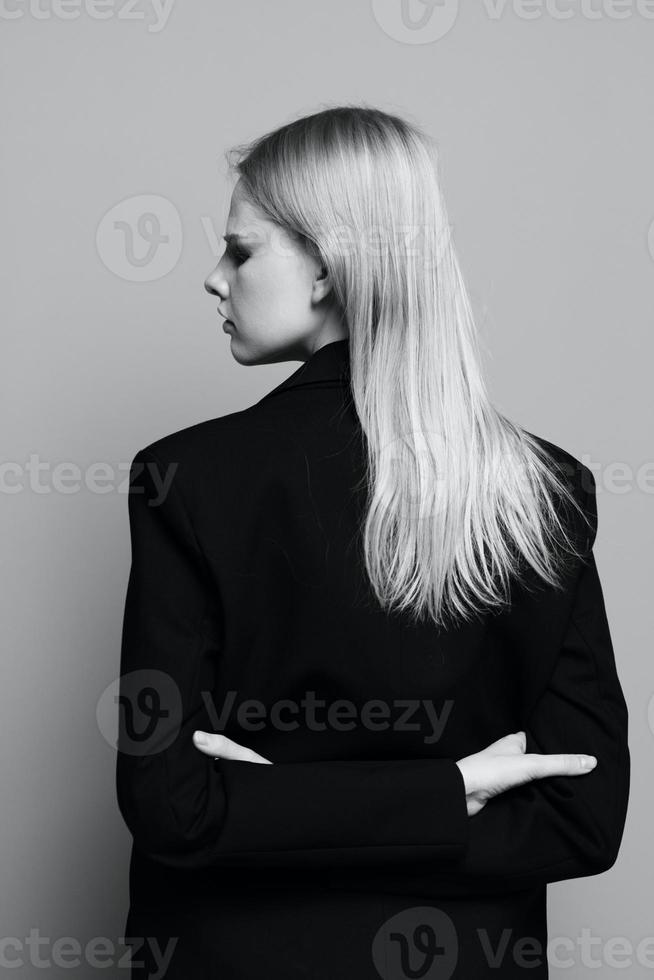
[223,233,253,246]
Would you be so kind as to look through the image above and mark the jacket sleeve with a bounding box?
[116,447,470,873]
[329,466,631,896]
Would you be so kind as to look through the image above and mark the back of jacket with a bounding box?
[116,338,630,979]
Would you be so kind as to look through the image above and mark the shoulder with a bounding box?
[133,400,287,469]
[524,430,593,492]
[127,398,307,513]
[523,429,598,554]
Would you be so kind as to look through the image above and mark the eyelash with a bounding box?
[227,245,249,266]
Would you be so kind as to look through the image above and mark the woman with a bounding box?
[116,105,630,979]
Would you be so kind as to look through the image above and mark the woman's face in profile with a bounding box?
[204,179,332,365]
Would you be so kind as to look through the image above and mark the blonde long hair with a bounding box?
[227,104,592,629]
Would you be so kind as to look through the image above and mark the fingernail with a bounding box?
[194,731,207,745]
[584,756,597,768]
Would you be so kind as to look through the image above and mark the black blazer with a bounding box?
[116,338,630,979]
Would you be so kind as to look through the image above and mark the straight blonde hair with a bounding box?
[227,104,593,629]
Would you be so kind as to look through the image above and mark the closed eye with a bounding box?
[226,244,249,266]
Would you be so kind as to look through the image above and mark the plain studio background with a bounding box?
[0,2,651,977]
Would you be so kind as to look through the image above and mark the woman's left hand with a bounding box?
[193,730,273,764]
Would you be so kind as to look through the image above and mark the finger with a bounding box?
[503,752,597,786]
[523,752,597,779]
[193,731,273,764]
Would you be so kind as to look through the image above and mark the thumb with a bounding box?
[484,731,527,756]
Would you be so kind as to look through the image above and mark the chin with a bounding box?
[226,335,261,366]
[226,339,249,365]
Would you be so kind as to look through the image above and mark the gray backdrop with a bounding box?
[1,1,650,976]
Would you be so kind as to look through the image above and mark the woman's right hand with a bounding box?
[456,731,598,816]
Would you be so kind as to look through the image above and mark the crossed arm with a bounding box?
[116,448,630,892]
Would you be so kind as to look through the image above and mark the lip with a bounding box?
[218,307,234,331]
[222,320,234,332]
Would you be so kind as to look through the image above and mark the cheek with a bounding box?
[231,266,261,301]
[233,255,310,322]
[266,255,312,306]
[238,263,280,305]
[230,268,276,327]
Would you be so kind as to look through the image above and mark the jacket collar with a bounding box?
[259,339,351,402]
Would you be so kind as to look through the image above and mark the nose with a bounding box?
[204,263,228,298]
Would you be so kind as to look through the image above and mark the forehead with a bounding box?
[225,183,273,240]
[224,182,305,257]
